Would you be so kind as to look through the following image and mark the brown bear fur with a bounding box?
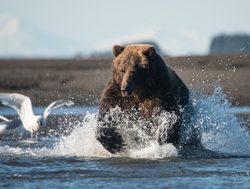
[96,44,192,154]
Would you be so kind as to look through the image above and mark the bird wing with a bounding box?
[43,100,74,119]
[0,115,9,122]
[4,119,22,130]
[0,122,8,134]
[0,93,35,126]
[0,119,26,136]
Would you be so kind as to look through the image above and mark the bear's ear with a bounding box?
[112,45,125,57]
[142,46,156,58]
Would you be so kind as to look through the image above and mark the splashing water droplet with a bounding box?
[0,86,249,159]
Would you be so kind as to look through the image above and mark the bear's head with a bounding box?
[112,44,161,97]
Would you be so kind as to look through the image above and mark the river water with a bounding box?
[0,87,250,189]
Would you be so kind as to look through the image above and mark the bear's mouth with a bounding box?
[121,85,133,97]
[121,89,132,97]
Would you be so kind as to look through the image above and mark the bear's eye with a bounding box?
[120,68,125,73]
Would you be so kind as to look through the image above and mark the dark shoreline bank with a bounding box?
[0,53,249,106]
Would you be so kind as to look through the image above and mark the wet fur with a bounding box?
[97,45,192,154]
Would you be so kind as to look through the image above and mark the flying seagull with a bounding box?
[0,93,74,139]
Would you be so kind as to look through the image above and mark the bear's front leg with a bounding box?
[96,109,126,154]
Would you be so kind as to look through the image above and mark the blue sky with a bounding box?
[0,0,250,57]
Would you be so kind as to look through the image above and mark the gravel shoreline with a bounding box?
[0,53,249,106]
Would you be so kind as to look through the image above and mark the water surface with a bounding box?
[0,88,250,189]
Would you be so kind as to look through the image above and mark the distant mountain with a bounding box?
[209,34,250,54]
[0,18,86,58]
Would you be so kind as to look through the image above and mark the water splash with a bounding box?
[0,86,249,159]
[192,87,250,155]
[52,113,111,157]
[51,86,249,159]
[51,109,179,159]
[99,106,178,150]
[128,141,178,159]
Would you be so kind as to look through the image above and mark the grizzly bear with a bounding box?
[96,44,200,154]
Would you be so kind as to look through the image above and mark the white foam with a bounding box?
[51,112,178,159]
[0,86,249,159]
[52,113,111,158]
[128,141,178,159]
[192,87,250,155]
